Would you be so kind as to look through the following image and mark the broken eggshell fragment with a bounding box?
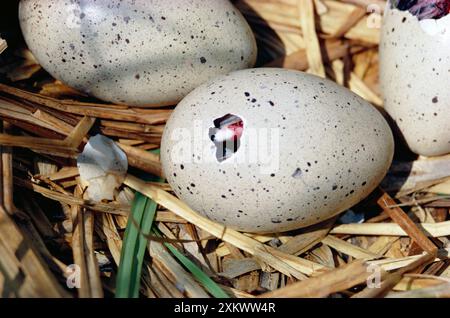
[77,134,128,202]
[161,68,394,233]
[380,1,450,156]
[18,0,257,106]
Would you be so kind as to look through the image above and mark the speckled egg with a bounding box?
[380,4,450,156]
[161,68,394,233]
[18,0,257,106]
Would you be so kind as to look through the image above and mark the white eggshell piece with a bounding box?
[18,0,257,106]
[380,6,450,156]
[161,68,394,233]
[77,134,128,202]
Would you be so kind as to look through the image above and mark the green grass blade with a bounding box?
[152,228,229,298]
[116,193,158,298]
[134,195,158,282]
[116,148,162,298]
[164,243,230,298]
[115,192,147,298]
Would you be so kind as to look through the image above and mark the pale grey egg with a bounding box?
[161,68,394,233]
[19,0,257,106]
[380,5,450,156]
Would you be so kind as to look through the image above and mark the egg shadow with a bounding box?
[379,112,418,194]
[340,99,420,219]
[0,0,22,49]
[232,0,286,67]
[326,49,419,201]
[0,1,75,93]
[0,0,29,82]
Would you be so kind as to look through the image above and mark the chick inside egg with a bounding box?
[209,114,244,162]
[393,0,450,20]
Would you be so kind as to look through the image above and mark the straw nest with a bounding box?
[0,0,449,298]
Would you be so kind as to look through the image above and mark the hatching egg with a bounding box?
[18,0,257,106]
[161,68,394,233]
[380,2,450,156]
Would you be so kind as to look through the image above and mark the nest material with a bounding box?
[0,0,449,298]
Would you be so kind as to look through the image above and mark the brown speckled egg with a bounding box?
[161,68,394,233]
[380,4,450,156]
[19,0,257,106]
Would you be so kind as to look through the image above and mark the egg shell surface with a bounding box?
[161,68,394,233]
[18,0,257,106]
[379,5,450,156]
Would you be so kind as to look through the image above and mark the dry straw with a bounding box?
[0,0,449,298]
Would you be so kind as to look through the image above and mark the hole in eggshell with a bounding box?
[209,114,244,162]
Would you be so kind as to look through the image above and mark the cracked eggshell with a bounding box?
[18,0,257,106]
[161,68,394,233]
[77,134,128,202]
[380,6,450,156]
